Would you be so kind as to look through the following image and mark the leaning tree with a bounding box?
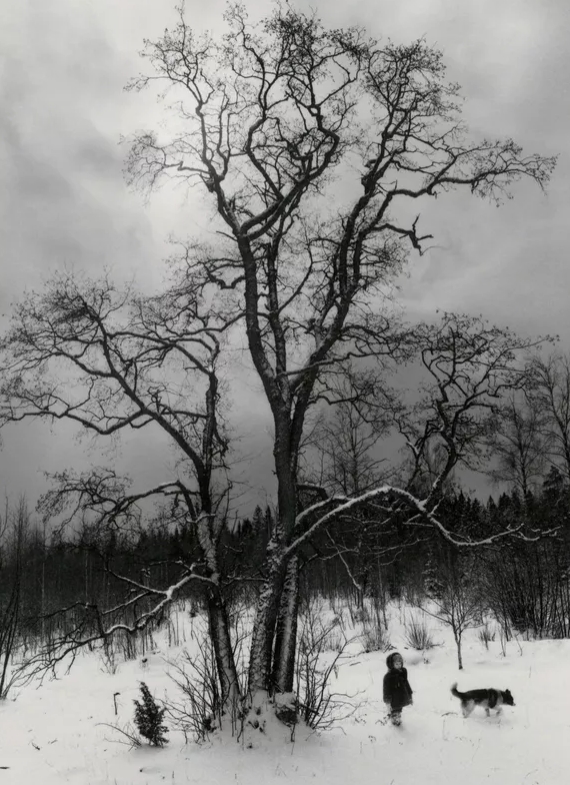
[0,4,557,722]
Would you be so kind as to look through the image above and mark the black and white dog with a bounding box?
[451,683,515,717]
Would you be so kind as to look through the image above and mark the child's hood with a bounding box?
[385,651,403,670]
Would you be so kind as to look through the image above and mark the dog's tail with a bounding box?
[450,682,462,699]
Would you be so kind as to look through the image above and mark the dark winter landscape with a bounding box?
[1,1,569,783]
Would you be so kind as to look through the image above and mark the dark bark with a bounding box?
[272,554,300,693]
[247,551,286,696]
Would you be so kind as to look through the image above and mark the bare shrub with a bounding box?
[295,604,359,731]
[165,648,222,742]
[419,566,483,669]
[361,621,391,653]
[348,604,371,626]
[99,637,120,675]
[165,616,246,742]
[99,721,142,748]
[165,617,182,648]
[478,622,496,650]
[113,629,138,662]
[403,615,435,650]
[299,598,345,651]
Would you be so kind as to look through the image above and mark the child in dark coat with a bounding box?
[383,651,413,726]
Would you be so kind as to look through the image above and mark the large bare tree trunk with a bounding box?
[207,595,242,713]
[196,515,241,713]
[247,551,286,697]
[247,413,302,698]
[271,553,300,693]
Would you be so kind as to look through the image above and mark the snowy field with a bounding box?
[3,601,570,785]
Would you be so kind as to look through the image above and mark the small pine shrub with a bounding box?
[133,682,169,747]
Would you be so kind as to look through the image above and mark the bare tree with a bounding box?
[0,498,29,698]
[0,4,556,720]
[303,370,394,497]
[0,275,245,713]
[529,353,570,484]
[395,314,548,500]
[419,553,483,670]
[487,392,548,496]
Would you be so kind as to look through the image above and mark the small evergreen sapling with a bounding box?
[133,682,169,746]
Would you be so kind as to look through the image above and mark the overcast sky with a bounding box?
[1,0,569,513]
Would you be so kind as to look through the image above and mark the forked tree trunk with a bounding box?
[247,548,286,698]
[271,553,300,693]
[207,595,242,714]
[247,415,303,699]
[196,515,242,714]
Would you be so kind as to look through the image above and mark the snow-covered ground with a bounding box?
[3,601,570,784]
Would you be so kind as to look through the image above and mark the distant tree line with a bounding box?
[2,460,569,668]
